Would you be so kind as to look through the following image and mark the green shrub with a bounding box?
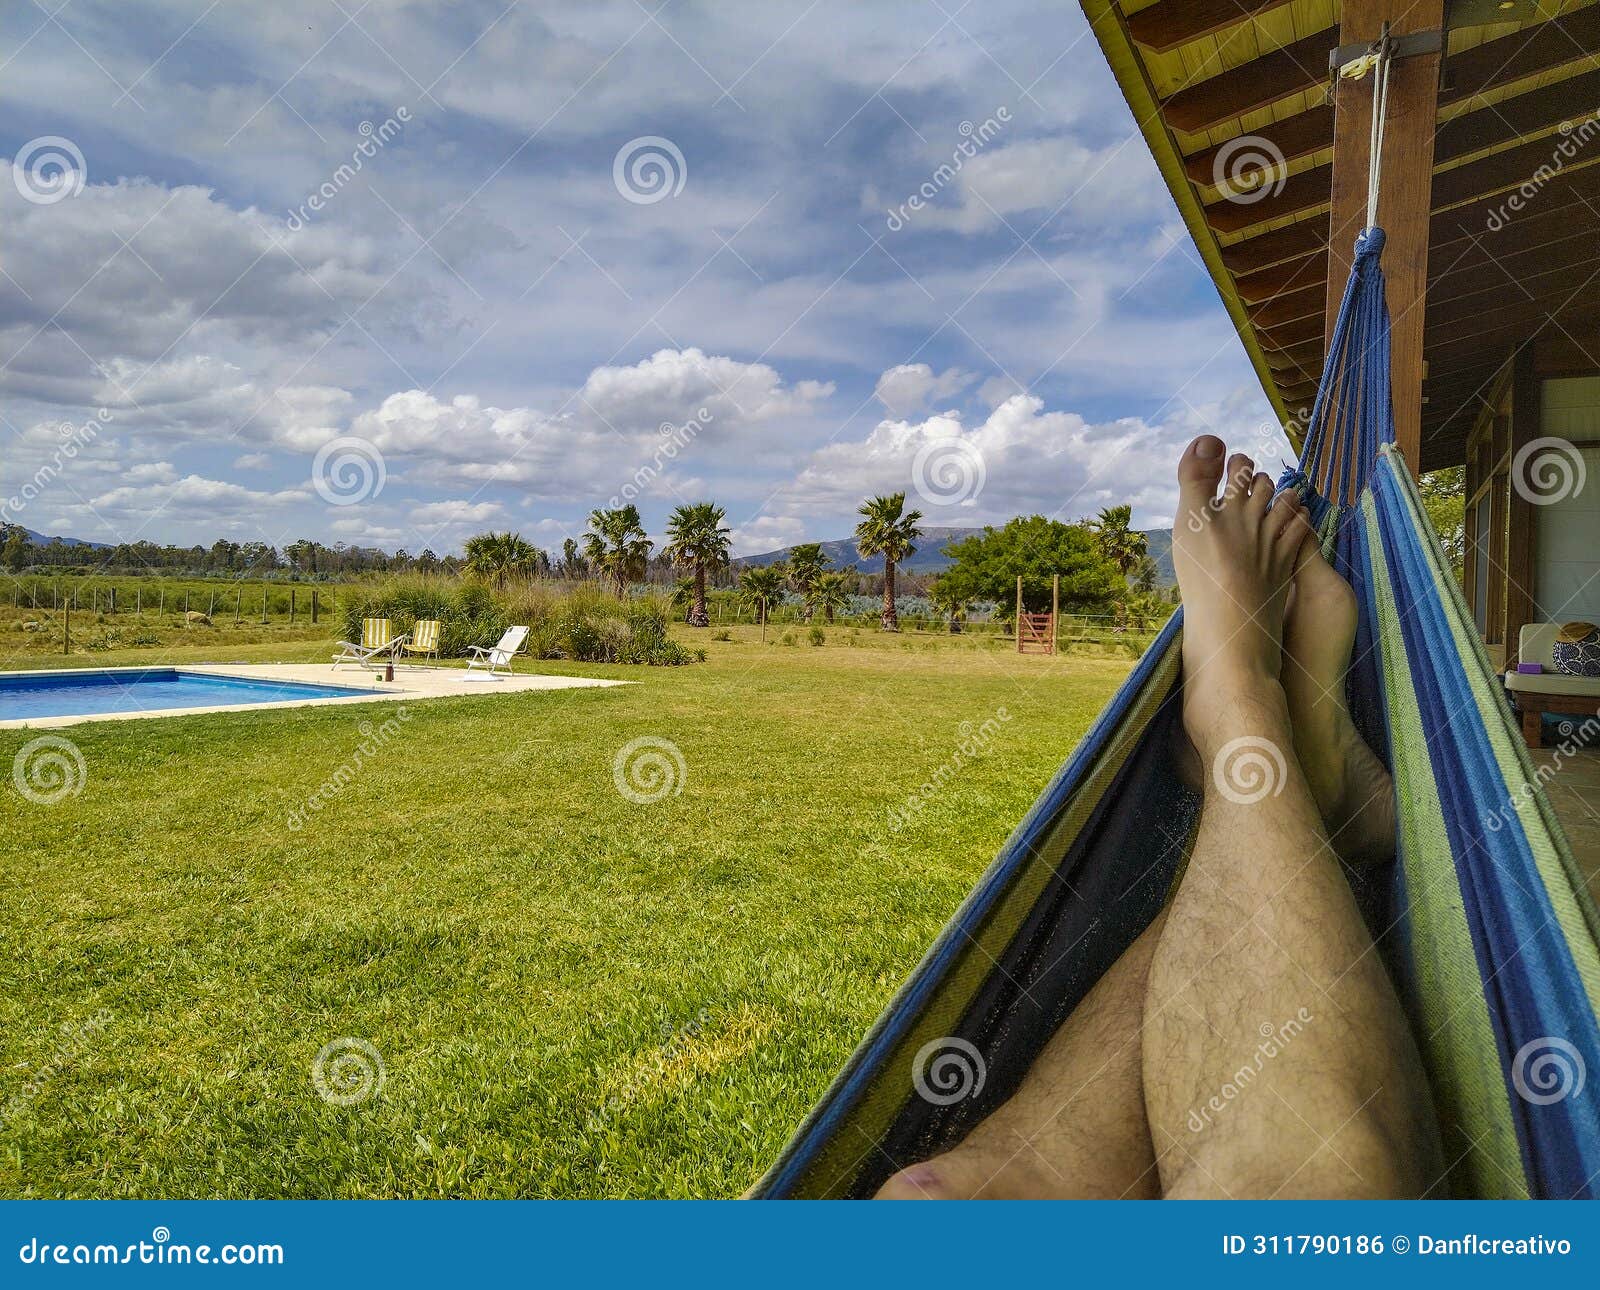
[779,631,797,647]
[711,629,732,642]
[807,626,825,647]
[340,576,699,666]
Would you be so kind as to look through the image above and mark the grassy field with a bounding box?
[0,626,1133,1198]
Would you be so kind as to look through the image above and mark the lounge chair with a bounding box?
[332,617,408,671]
[400,618,442,666]
[1504,622,1600,747]
[465,625,529,679]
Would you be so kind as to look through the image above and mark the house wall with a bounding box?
[1465,362,1600,670]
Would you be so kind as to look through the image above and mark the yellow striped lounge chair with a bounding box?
[400,618,442,666]
[332,617,408,670]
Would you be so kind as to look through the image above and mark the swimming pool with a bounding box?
[0,668,383,723]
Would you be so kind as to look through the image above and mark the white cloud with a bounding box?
[233,453,272,469]
[409,499,507,525]
[873,363,974,415]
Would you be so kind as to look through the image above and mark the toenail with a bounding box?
[1195,437,1223,458]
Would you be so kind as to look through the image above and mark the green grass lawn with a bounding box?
[0,628,1131,1197]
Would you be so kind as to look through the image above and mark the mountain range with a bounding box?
[740,525,1175,584]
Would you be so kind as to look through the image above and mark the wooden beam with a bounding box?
[1247,279,1325,327]
[1504,347,1540,667]
[1205,162,1330,234]
[1255,312,1324,350]
[1323,0,1445,477]
[1220,222,1325,275]
[1127,0,1298,53]
[1184,106,1334,188]
[1236,250,1329,303]
[1208,84,1600,235]
[1161,28,1335,135]
[1180,9,1600,189]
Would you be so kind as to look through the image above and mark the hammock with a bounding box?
[755,67,1600,1203]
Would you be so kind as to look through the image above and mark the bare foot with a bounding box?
[1281,530,1396,862]
[1170,437,1305,746]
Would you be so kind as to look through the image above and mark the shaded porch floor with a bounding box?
[1530,748,1600,903]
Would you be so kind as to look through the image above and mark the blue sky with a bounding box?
[0,0,1288,557]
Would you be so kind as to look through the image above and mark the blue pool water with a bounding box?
[0,668,381,721]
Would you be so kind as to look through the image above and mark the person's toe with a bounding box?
[1247,471,1274,520]
[1176,435,1226,521]
[1222,453,1257,507]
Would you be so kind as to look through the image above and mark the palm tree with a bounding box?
[1091,504,1148,632]
[582,505,652,599]
[854,492,922,632]
[928,580,969,634]
[739,563,786,642]
[663,502,732,628]
[785,542,830,620]
[1091,505,1147,579]
[560,537,587,579]
[462,531,541,589]
[809,568,852,624]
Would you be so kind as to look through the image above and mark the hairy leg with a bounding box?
[876,912,1166,1199]
[1143,437,1440,1200]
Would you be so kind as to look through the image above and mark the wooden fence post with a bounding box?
[1015,575,1022,653]
[1052,573,1060,656]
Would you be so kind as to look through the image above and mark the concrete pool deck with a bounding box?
[0,663,631,729]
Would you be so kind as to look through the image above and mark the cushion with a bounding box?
[1552,622,1600,677]
[1505,669,1600,697]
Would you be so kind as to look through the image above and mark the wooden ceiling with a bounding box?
[1084,0,1600,470]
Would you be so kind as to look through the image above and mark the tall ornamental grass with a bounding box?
[341,576,702,665]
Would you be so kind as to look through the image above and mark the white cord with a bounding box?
[1364,37,1393,230]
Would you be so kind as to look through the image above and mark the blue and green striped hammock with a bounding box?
[754,226,1600,1200]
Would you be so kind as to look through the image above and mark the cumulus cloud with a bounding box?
[873,363,974,415]
[409,499,507,525]
[577,347,834,435]
[233,453,272,469]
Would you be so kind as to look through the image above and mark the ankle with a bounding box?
[1184,665,1288,750]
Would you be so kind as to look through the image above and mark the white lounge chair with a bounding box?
[465,625,529,679]
[333,617,408,671]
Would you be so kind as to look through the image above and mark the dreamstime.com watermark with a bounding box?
[1511,1035,1586,1105]
[1482,713,1599,835]
[911,1035,987,1106]
[1511,436,1586,506]
[887,709,1012,832]
[1211,134,1288,205]
[884,107,1011,232]
[585,1009,711,1133]
[0,410,109,525]
[1485,112,1600,231]
[311,1037,385,1106]
[1187,1008,1315,1133]
[911,437,985,508]
[286,709,411,831]
[1211,735,1288,806]
[612,736,687,804]
[609,409,712,508]
[613,135,687,205]
[18,1228,283,1267]
[0,1009,113,1132]
[311,434,387,507]
[12,135,85,205]
[285,107,411,229]
[11,735,88,806]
